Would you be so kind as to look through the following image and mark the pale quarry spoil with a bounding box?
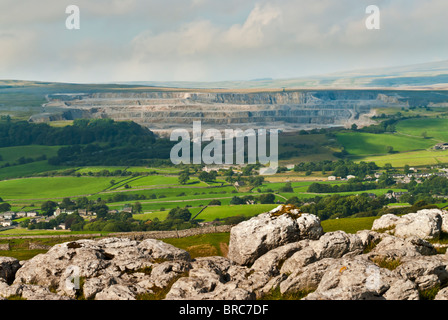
[1,206,448,300]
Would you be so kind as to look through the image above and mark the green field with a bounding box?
[321,216,378,234]
[0,161,69,180]
[0,145,68,179]
[359,149,448,167]
[395,118,448,142]
[0,228,108,236]
[336,132,434,156]
[76,166,181,175]
[120,175,204,188]
[194,204,277,222]
[0,176,130,200]
[0,145,61,164]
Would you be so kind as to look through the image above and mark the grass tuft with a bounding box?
[259,286,314,300]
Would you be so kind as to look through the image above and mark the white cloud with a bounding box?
[1,0,447,82]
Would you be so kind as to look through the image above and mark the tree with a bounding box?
[0,202,11,212]
[259,193,275,204]
[208,200,221,206]
[351,124,358,131]
[404,164,411,174]
[178,171,190,185]
[41,200,57,216]
[198,171,217,182]
[421,131,428,139]
[133,202,143,214]
[60,197,76,210]
[279,182,294,193]
[286,196,301,206]
[230,196,245,205]
[167,207,191,221]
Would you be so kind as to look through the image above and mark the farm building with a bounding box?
[434,143,448,150]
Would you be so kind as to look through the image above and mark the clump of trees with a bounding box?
[297,194,392,220]
[230,193,276,205]
[294,160,378,178]
[307,181,379,193]
[0,119,176,166]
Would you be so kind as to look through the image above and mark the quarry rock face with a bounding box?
[2,206,448,300]
[30,90,392,133]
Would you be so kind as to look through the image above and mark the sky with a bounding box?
[0,0,447,83]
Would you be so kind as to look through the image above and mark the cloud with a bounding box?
[223,3,282,48]
[1,0,447,82]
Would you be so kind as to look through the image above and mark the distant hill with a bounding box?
[1,60,448,91]
[114,60,448,90]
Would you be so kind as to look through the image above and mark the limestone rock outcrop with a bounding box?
[1,206,448,300]
[372,209,444,240]
[227,205,323,266]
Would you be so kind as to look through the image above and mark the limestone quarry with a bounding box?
[30,89,409,135]
[2,205,448,300]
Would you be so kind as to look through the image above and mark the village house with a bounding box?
[16,211,27,218]
[234,181,246,187]
[434,143,448,150]
[347,175,356,180]
[122,205,133,214]
[385,191,409,202]
[1,212,15,220]
[0,220,12,227]
[202,165,234,173]
[54,208,63,217]
[27,211,38,217]
[54,208,74,216]
[54,224,67,231]
[327,176,337,181]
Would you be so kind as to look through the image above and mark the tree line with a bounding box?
[0,119,175,166]
[293,160,379,178]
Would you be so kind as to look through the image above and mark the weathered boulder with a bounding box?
[0,279,22,298]
[278,231,364,275]
[227,206,323,266]
[95,284,138,300]
[392,255,448,285]
[303,257,395,300]
[382,279,419,300]
[368,234,436,258]
[279,258,336,295]
[435,287,448,300]
[0,278,72,300]
[372,214,400,231]
[0,257,21,285]
[251,241,305,276]
[372,209,443,240]
[394,209,442,240]
[12,237,191,300]
[165,256,256,300]
[310,231,365,260]
[440,210,448,233]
